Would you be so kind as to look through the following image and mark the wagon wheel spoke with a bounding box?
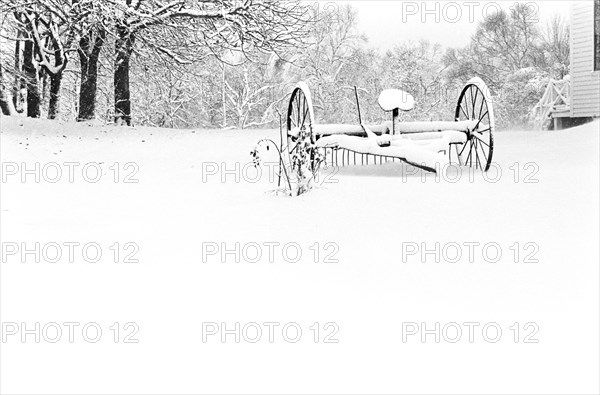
[476,137,489,164]
[289,97,299,130]
[475,132,490,161]
[464,140,473,165]
[464,88,471,116]
[296,93,302,128]
[302,97,307,127]
[455,144,462,166]
[478,94,486,119]
[469,86,475,118]
[460,104,469,120]
[458,140,469,156]
[468,143,474,167]
[290,101,296,129]
[472,87,479,116]
[300,98,309,129]
[473,138,478,169]
[472,134,490,148]
[474,110,488,130]
[475,139,484,170]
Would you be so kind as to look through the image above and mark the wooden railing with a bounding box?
[530,77,571,130]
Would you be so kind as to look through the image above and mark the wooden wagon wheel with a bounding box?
[286,82,320,175]
[454,77,495,172]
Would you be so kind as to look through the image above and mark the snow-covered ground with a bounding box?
[1,114,599,394]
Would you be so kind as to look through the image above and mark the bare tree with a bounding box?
[0,64,17,115]
[104,0,310,125]
[299,4,366,123]
[2,1,77,119]
[10,24,27,113]
[541,15,570,79]
[20,15,41,117]
[77,26,106,121]
[382,40,452,122]
[223,63,276,129]
[22,10,69,118]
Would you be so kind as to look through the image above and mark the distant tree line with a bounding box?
[0,1,569,130]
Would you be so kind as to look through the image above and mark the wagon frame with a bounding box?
[285,77,495,181]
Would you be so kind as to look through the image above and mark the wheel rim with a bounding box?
[455,77,495,172]
[286,82,318,173]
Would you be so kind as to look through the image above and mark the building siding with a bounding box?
[570,1,600,118]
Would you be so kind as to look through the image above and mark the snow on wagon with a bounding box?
[254,78,495,195]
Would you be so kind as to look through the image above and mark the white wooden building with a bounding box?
[570,0,600,120]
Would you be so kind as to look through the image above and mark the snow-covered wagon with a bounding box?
[285,78,495,176]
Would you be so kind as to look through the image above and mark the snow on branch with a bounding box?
[22,11,67,76]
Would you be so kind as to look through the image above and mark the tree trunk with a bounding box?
[77,29,105,121]
[13,39,25,113]
[48,72,62,119]
[39,68,49,117]
[40,68,49,108]
[114,27,134,125]
[47,35,66,120]
[23,39,40,118]
[77,52,96,120]
[0,65,17,115]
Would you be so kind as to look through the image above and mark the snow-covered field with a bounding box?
[1,114,599,394]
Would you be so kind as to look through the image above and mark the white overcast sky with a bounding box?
[332,1,573,50]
